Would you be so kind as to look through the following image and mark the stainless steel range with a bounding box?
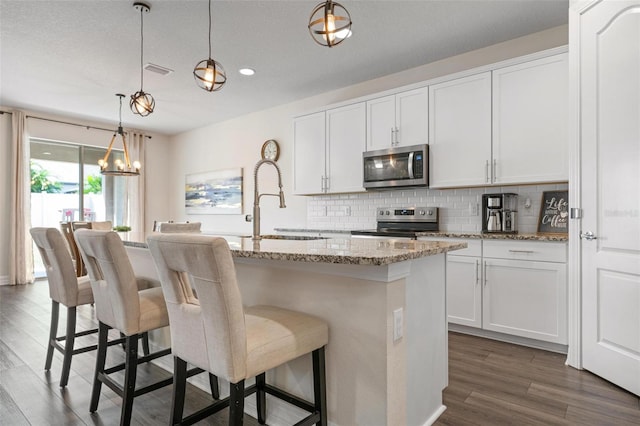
[351,207,439,239]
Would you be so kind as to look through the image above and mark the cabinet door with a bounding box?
[483,258,567,344]
[492,53,569,184]
[429,72,492,188]
[293,111,326,195]
[447,255,482,328]
[326,103,366,193]
[395,87,428,148]
[366,95,396,150]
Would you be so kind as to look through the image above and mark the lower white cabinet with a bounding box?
[421,237,568,345]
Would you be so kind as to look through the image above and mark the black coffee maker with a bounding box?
[482,193,518,233]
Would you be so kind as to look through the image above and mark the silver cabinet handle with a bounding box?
[580,231,597,241]
[508,250,535,254]
[492,159,497,182]
[394,126,399,145]
[483,261,487,287]
[325,176,330,192]
[475,259,480,285]
[390,128,395,146]
[485,160,489,183]
[321,176,325,192]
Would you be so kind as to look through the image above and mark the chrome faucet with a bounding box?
[251,159,286,240]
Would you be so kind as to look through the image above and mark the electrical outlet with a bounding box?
[393,308,403,341]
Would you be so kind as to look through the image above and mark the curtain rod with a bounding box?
[25,115,152,139]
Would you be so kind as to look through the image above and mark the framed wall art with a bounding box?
[185,168,243,215]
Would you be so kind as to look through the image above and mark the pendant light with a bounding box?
[193,0,227,92]
[308,0,352,48]
[100,94,141,176]
[130,2,155,116]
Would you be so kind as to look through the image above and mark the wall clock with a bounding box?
[261,139,280,161]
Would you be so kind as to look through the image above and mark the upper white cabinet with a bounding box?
[492,53,569,184]
[366,87,428,150]
[293,103,366,195]
[428,72,492,188]
[293,111,325,195]
[428,52,568,188]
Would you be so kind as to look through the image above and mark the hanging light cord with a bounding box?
[208,0,212,59]
[118,95,123,128]
[139,6,144,90]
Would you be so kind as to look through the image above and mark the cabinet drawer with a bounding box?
[483,240,567,263]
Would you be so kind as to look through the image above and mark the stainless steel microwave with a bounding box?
[363,144,429,189]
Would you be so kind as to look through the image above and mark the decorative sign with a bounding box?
[185,168,243,215]
[537,190,569,234]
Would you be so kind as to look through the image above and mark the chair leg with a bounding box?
[255,373,266,424]
[120,334,139,426]
[141,332,150,356]
[229,380,245,425]
[90,322,109,413]
[45,300,59,371]
[171,357,187,426]
[59,306,77,387]
[312,347,327,426]
[208,373,220,400]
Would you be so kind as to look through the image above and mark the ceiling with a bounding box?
[0,0,569,136]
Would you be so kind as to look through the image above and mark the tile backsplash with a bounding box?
[307,183,569,233]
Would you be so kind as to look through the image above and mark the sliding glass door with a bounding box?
[30,139,127,276]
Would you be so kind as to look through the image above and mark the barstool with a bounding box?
[75,230,218,425]
[147,233,328,426]
[30,227,98,387]
[158,222,202,233]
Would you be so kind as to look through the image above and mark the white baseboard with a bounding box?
[0,275,10,286]
[448,324,569,354]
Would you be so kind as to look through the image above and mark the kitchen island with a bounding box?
[124,235,466,426]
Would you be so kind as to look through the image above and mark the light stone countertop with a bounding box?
[123,235,466,266]
[275,228,568,242]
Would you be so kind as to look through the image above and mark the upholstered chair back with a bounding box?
[75,230,144,335]
[158,222,202,233]
[147,234,247,383]
[30,227,92,307]
[90,221,113,231]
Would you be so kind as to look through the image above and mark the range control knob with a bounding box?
[427,209,434,216]
[418,210,425,215]
[379,210,385,216]
[385,210,390,215]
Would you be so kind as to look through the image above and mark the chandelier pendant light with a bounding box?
[130,2,155,116]
[100,94,141,177]
[308,0,352,47]
[193,0,227,92]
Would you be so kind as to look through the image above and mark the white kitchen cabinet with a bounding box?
[293,111,325,194]
[445,239,483,328]
[482,240,567,344]
[293,103,366,195]
[428,72,492,188]
[366,87,428,150]
[492,53,569,184]
[427,52,568,188]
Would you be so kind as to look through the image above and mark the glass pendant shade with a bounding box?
[308,0,352,47]
[194,58,227,91]
[194,0,226,92]
[101,94,141,177]
[130,2,154,116]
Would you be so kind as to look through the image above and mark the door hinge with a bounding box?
[570,207,582,219]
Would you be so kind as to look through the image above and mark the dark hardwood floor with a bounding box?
[1,282,639,425]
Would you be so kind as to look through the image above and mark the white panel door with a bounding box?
[326,102,366,194]
[293,111,326,195]
[446,255,482,328]
[428,72,492,188]
[580,0,640,396]
[492,53,569,184]
[395,87,428,148]
[366,95,396,150]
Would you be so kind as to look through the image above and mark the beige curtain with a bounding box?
[9,111,33,285]
[127,132,146,237]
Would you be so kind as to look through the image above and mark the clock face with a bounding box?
[261,139,280,161]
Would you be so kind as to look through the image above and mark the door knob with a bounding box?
[580,231,597,241]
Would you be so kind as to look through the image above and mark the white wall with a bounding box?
[168,25,568,234]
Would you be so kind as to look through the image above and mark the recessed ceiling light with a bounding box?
[42,151,51,155]
[239,68,255,76]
